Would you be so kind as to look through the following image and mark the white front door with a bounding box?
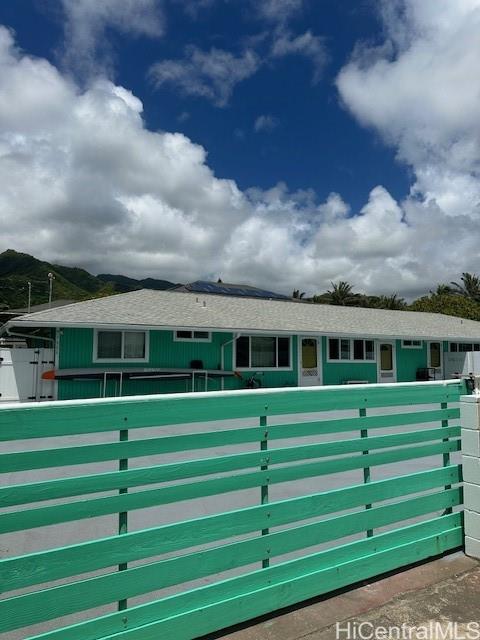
[378,341,397,383]
[299,337,321,386]
[427,341,443,379]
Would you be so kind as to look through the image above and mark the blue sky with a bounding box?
[0,0,410,211]
[0,1,479,297]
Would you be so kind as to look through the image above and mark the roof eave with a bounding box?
[5,318,479,343]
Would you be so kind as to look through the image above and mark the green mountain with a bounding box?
[97,274,175,293]
[0,250,176,310]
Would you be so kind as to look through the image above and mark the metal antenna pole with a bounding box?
[48,273,55,308]
[27,281,32,313]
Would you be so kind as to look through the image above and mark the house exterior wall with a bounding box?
[57,328,299,399]
[56,328,445,400]
[395,340,428,382]
[320,337,377,385]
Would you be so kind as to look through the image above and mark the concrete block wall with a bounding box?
[461,394,480,558]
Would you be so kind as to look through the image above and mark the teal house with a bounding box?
[3,288,480,400]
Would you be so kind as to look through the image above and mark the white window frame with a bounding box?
[327,338,376,363]
[93,329,149,363]
[173,330,212,343]
[449,342,480,352]
[401,340,423,349]
[234,335,292,371]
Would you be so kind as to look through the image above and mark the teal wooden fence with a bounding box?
[0,380,465,639]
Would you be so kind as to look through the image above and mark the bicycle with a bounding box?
[234,371,263,389]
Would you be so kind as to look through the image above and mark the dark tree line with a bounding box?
[291,272,480,320]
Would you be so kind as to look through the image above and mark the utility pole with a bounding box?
[48,273,55,308]
[27,281,32,313]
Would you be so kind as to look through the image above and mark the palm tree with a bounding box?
[430,284,453,296]
[376,294,407,310]
[292,289,306,299]
[450,273,480,302]
[324,281,357,306]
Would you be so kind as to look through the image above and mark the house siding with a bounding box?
[320,338,377,385]
[56,329,444,400]
[57,327,299,399]
[396,340,428,382]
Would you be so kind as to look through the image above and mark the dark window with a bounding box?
[340,339,350,360]
[353,340,364,360]
[429,342,441,367]
[329,338,339,360]
[236,336,250,367]
[251,336,276,367]
[97,331,122,359]
[450,343,457,352]
[329,338,375,361]
[278,337,290,367]
[236,336,290,368]
[97,331,146,359]
[175,330,210,341]
[124,332,145,359]
[365,340,375,360]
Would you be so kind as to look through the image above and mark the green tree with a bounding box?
[375,294,407,310]
[431,284,453,296]
[450,272,480,302]
[409,293,480,321]
[322,281,357,306]
[292,289,306,299]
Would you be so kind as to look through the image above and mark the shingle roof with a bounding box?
[9,299,76,313]
[7,289,480,341]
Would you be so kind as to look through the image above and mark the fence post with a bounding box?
[461,390,480,559]
[260,415,269,568]
[441,400,452,515]
[118,422,129,611]
[360,407,373,537]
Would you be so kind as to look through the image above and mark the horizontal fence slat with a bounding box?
[0,488,461,628]
[0,465,461,589]
[0,441,460,531]
[0,408,459,473]
[0,426,460,508]
[99,529,464,640]
[0,381,463,441]
[28,515,462,640]
[0,381,465,640]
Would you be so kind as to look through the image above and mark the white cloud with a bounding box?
[253,0,327,83]
[61,0,164,79]
[177,110,190,123]
[148,0,326,104]
[149,31,327,105]
[3,16,480,300]
[257,0,303,24]
[271,29,328,83]
[149,46,259,107]
[177,0,217,18]
[254,114,279,133]
[337,0,480,218]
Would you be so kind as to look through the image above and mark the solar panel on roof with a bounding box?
[186,281,288,299]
